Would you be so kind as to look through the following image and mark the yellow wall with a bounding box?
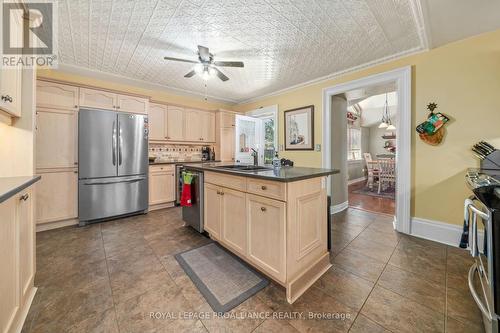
[37,69,234,111]
[235,29,500,226]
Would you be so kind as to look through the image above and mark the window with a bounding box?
[347,126,362,160]
[245,105,278,165]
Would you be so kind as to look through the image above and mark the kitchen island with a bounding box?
[185,163,339,303]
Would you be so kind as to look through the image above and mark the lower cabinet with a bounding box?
[220,187,247,255]
[204,181,286,282]
[0,187,35,333]
[36,169,78,224]
[148,166,175,206]
[246,194,286,282]
[204,183,221,239]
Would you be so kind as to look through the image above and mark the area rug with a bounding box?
[352,187,395,199]
[174,242,269,313]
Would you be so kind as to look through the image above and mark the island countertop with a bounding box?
[184,162,339,182]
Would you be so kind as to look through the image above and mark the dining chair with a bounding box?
[378,158,396,194]
[364,153,379,190]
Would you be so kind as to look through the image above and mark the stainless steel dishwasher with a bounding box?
[181,168,204,233]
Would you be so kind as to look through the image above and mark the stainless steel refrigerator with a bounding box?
[78,108,148,225]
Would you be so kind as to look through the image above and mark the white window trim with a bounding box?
[246,105,278,151]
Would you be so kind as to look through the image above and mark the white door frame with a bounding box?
[322,66,412,234]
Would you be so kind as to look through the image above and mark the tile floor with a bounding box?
[22,207,484,333]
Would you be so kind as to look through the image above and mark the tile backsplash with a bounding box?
[149,144,212,162]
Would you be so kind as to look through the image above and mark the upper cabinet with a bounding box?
[79,88,116,110]
[165,105,185,141]
[0,7,23,118]
[220,112,235,128]
[116,94,148,114]
[37,81,79,110]
[148,103,167,140]
[79,88,148,114]
[184,108,215,142]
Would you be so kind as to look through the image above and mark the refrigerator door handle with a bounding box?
[118,121,123,166]
[112,120,117,166]
[83,176,146,186]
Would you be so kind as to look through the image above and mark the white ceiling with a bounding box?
[358,91,397,127]
[421,0,500,48]
[57,0,425,103]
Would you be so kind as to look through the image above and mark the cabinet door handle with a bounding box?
[216,190,220,195]
[116,106,120,109]
[74,162,78,165]
[1,95,13,103]
[20,193,29,201]
[260,207,267,212]
[261,185,267,190]
[74,105,78,109]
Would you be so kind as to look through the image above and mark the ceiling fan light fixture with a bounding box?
[378,122,388,129]
[387,124,396,131]
[201,70,210,81]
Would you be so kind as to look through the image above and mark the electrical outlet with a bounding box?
[315,144,321,152]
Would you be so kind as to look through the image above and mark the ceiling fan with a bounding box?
[163,45,244,82]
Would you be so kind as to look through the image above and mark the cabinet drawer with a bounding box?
[247,178,286,201]
[205,171,246,192]
[149,165,174,173]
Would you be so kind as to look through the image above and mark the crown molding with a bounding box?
[52,63,239,105]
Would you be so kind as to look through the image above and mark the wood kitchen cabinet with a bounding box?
[220,187,247,255]
[165,105,185,141]
[36,81,79,111]
[217,111,236,161]
[204,111,216,142]
[204,183,221,239]
[148,165,175,208]
[116,94,148,114]
[0,5,23,118]
[36,108,78,169]
[148,103,167,140]
[246,194,286,282]
[204,171,330,304]
[36,169,78,225]
[220,112,235,128]
[0,185,36,333]
[79,88,116,110]
[184,108,203,142]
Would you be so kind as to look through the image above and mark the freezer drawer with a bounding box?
[79,176,148,223]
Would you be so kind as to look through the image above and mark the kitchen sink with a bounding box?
[214,165,271,172]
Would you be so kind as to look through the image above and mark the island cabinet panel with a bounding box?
[18,189,34,304]
[204,183,222,239]
[246,194,286,283]
[204,171,247,192]
[220,188,247,256]
[286,177,328,280]
[36,81,79,110]
[247,178,286,201]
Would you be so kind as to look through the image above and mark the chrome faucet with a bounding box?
[251,148,258,166]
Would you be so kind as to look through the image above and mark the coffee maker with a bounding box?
[201,146,211,161]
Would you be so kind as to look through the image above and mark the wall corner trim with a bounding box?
[331,201,349,214]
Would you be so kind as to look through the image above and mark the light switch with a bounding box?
[315,144,321,152]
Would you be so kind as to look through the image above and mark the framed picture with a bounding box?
[284,105,314,150]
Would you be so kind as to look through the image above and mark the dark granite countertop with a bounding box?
[183,162,339,182]
[149,160,221,165]
[0,176,41,204]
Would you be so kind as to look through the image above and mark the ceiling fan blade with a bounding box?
[184,70,196,78]
[213,67,229,82]
[213,61,244,68]
[164,56,199,64]
[198,45,210,61]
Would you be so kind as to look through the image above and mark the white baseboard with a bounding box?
[348,177,367,185]
[411,217,483,249]
[330,201,349,214]
[36,218,78,232]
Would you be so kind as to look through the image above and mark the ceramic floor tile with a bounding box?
[313,266,374,311]
[389,246,446,285]
[344,235,396,262]
[378,264,446,313]
[446,285,483,327]
[253,319,299,333]
[333,248,386,282]
[361,286,444,333]
[446,315,485,333]
[349,314,391,333]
